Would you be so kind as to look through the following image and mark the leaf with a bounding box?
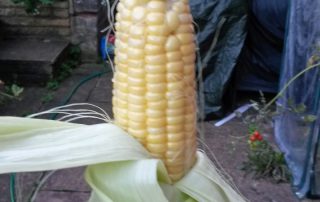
[0,117,150,173]
[86,160,174,202]
[11,84,24,97]
[302,115,317,123]
[294,103,306,113]
[175,152,247,202]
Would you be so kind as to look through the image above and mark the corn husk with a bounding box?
[0,116,246,202]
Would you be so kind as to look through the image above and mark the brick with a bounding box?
[3,26,71,37]
[51,1,68,9]
[53,8,69,18]
[73,0,98,13]
[71,15,96,33]
[0,7,15,16]
[0,0,67,8]
[71,15,97,61]
[0,0,21,7]
[12,7,69,18]
[14,7,50,16]
[0,16,70,27]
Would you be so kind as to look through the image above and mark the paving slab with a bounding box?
[34,190,90,202]
[87,76,113,103]
[0,39,69,85]
[72,63,107,76]
[0,87,46,116]
[0,174,11,202]
[41,168,90,192]
[0,39,68,62]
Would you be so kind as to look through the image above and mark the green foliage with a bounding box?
[46,80,60,91]
[237,49,320,183]
[42,45,81,104]
[11,0,54,14]
[0,83,24,105]
[7,84,24,97]
[46,45,81,90]
[41,92,54,103]
[242,130,291,183]
[237,94,291,182]
[281,99,317,124]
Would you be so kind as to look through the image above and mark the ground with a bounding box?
[0,63,316,202]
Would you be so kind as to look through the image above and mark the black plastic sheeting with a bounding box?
[275,0,320,199]
[236,0,289,93]
[190,0,247,119]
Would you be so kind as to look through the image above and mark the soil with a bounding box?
[0,63,318,202]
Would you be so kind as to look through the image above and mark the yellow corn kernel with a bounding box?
[146,13,165,25]
[176,33,194,45]
[147,35,167,45]
[145,44,165,55]
[165,35,181,51]
[146,109,166,118]
[166,52,182,62]
[147,134,167,144]
[132,6,147,22]
[176,24,194,33]
[166,11,180,31]
[179,13,193,24]
[147,1,166,13]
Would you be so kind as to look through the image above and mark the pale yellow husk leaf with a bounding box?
[0,116,246,202]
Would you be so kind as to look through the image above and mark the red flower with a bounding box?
[249,131,263,142]
[249,135,256,142]
[253,131,263,141]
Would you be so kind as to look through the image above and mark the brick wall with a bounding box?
[0,0,71,39]
[0,0,101,61]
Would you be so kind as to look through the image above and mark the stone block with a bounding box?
[0,0,67,8]
[12,6,69,18]
[73,0,98,13]
[79,39,98,62]
[51,1,69,9]
[0,0,20,7]
[4,26,71,37]
[53,8,69,18]
[0,16,70,27]
[0,8,15,16]
[0,39,69,86]
[71,15,96,38]
[14,7,37,16]
[71,15,98,61]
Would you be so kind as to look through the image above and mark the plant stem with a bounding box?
[0,92,16,99]
[263,62,320,110]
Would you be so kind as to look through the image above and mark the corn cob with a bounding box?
[112,0,197,181]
